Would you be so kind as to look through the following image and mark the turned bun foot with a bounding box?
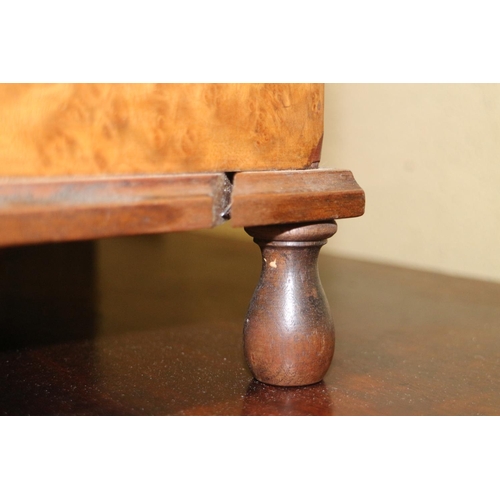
[244,221,337,387]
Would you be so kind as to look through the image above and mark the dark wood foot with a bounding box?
[243,221,337,387]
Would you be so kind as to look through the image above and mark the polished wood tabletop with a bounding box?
[1,228,499,415]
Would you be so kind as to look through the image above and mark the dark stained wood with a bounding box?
[1,231,500,415]
[0,173,230,247]
[0,84,323,176]
[244,221,337,386]
[241,381,333,416]
[230,169,365,227]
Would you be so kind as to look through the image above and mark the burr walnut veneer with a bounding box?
[0,84,365,386]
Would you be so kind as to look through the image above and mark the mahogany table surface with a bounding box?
[1,228,499,416]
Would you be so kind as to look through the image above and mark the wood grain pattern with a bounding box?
[0,84,323,176]
[0,173,230,247]
[231,169,365,227]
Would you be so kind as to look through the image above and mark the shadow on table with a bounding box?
[242,379,334,416]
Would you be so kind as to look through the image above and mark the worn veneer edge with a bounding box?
[0,168,364,246]
[230,169,365,227]
[0,172,231,247]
